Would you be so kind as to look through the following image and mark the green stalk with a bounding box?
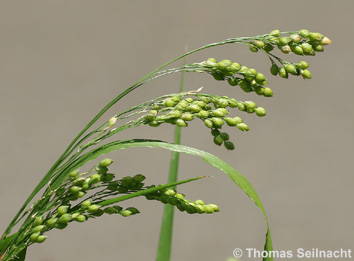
[156,63,185,261]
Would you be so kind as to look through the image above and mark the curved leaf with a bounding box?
[51,139,272,258]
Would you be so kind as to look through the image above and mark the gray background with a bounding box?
[0,1,353,260]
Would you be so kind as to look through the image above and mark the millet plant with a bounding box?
[0,29,331,261]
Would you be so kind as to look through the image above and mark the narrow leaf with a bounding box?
[51,139,272,256]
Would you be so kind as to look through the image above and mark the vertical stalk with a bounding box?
[156,58,186,261]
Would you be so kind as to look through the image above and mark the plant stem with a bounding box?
[156,59,186,261]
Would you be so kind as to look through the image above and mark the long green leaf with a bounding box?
[49,139,273,258]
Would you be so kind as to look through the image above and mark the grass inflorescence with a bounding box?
[0,29,331,261]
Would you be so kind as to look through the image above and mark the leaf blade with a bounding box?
[51,139,272,257]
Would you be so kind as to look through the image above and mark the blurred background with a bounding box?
[0,1,353,260]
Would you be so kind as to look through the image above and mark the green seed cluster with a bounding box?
[145,188,220,214]
[59,158,115,202]
[24,159,218,246]
[26,158,141,245]
[143,94,267,149]
[270,60,312,79]
[249,29,332,56]
[107,174,145,192]
[199,58,273,97]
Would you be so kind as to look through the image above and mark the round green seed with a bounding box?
[280,45,291,54]
[164,98,176,107]
[69,186,82,194]
[208,204,220,212]
[181,112,194,121]
[255,107,267,117]
[279,37,291,45]
[211,117,224,128]
[74,215,86,222]
[204,119,213,128]
[195,200,205,205]
[217,59,232,71]
[292,45,304,55]
[33,216,43,226]
[308,32,323,41]
[244,101,257,110]
[90,174,101,184]
[237,103,246,111]
[36,235,47,243]
[69,170,79,179]
[297,61,309,69]
[224,141,235,150]
[279,67,288,78]
[32,225,45,233]
[285,64,298,75]
[188,104,201,113]
[99,158,113,167]
[175,119,187,127]
[237,123,250,131]
[263,87,273,97]
[249,45,258,52]
[299,29,310,37]
[213,135,224,146]
[81,200,92,209]
[120,210,133,217]
[301,43,314,55]
[301,69,312,79]
[88,205,101,213]
[270,29,280,36]
[198,110,210,118]
[229,62,241,73]
[290,34,302,43]
[46,218,58,227]
[58,214,72,224]
[255,73,266,84]
[212,108,228,117]
[216,98,229,108]
[57,206,69,215]
[206,58,217,66]
[220,132,229,141]
[30,232,40,242]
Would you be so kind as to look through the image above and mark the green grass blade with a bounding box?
[48,139,272,258]
[156,65,185,261]
[156,127,181,261]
